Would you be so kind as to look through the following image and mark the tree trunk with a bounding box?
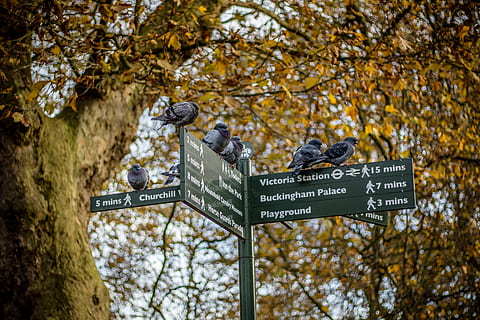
[0,83,144,318]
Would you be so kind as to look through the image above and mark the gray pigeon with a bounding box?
[162,163,180,185]
[220,136,244,165]
[151,101,199,127]
[202,123,231,154]
[287,139,324,177]
[128,164,149,190]
[311,137,358,166]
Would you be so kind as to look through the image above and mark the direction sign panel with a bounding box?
[90,186,181,212]
[249,158,415,225]
[180,129,245,238]
[345,212,388,226]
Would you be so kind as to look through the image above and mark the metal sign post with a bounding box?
[237,158,256,320]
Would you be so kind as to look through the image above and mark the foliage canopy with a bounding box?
[1,0,479,319]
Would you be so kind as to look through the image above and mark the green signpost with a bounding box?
[89,129,417,320]
[180,129,245,238]
[249,158,415,225]
[90,186,181,212]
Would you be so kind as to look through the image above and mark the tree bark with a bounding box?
[0,83,144,318]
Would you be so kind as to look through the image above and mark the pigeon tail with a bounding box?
[308,155,329,167]
[291,164,303,177]
[164,176,175,185]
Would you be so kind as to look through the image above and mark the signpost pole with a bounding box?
[237,158,256,320]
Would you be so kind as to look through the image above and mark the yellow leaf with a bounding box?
[387,265,400,273]
[385,104,397,113]
[198,92,217,102]
[224,96,237,108]
[156,59,174,71]
[26,80,49,102]
[66,92,78,112]
[382,123,393,137]
[190,13,198,23]
[328,93,337,104]
[198,6,207,14]
[345,105,358,120]
[261,98,275,107]
[51,45,61,56]
[12,112,31,127]
[458,25,469,41]
[167,33,181,50]
[409,90,419,102]
[304,77,319,89]
[215,60,226,75]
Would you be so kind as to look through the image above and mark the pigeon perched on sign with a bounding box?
[287,139,324,176]
[202,122,231,154]
[151,101,199,128]
[312,137,358,166]
[220,136,244,165]
[162,163,180,185]
[128,164,149,190]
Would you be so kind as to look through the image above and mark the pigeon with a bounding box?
[220,136,244,165]
[151,101,199,127]
[311,137,358,166]
[202,122,231,154]
[287,139,325,177]
[162,163,180,185]
[128,164,149,190]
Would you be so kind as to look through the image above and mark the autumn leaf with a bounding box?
[65,92,78,112]
[167,33,181,50]
[328,93,337,104]
[345,105,358,120]
[385,104,397,113]
[11,112,31,127]
[26,81,49,102]
[304,77,319,89]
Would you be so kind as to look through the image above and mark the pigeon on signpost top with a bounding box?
[151,101,199,128]
[162,163,180,185]
[287,139,325,177]
[202,122,231,154]
[312,137,358,166]
[220,136,244,165]
[128,164,149,191]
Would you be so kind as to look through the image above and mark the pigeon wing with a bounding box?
[324,141,349,159]
[288,144,322,168]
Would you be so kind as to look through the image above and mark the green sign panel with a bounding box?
[249,158,415,225]
[344,212,388,227]
[90,186,181,212]
[180,129,245,238]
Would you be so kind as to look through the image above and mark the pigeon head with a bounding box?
[215,123,228,130]
[308,139,324,150]
[132,164,141,171]
[344,137,358,145]
[231,136,242,142]
[191,102,200,112]
[214,123,230,139]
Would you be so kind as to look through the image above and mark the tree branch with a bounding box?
[230,1,316,44]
